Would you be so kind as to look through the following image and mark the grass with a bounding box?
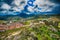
[0,25,60,40]
[0,16,60,40]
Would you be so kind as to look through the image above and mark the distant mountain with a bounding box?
[0,13,35,20]
[0,12,60,20]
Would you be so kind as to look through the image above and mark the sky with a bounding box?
[0,0,60,15]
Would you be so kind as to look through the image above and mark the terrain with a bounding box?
[0,16,60,40]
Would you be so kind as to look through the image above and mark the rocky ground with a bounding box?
[0,16,60,40]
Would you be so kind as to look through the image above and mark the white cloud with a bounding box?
[12,0,27,6]
[0,0,57,15]
[45,8,53,12]
[12,0,20,6]
[12,0,28,12]
[28,1,32,4]
[33,0,55,12]
[26,12,31,15]
[28,6,34,12]
[0,10,7,13]
[12,7,21,12]
[1,3,11,10]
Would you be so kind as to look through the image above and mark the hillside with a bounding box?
[0,16,60,40]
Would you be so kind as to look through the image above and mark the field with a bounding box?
[0,16,60,40]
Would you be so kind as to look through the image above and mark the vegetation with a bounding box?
[0,16,60,40]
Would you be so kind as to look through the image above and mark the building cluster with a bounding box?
[0,22,23,31]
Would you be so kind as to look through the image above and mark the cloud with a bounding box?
[27,6,34,12]
[1,3,11,10]
[11,0,28,12]
[52,5,60,13]
[33,0,55,12]
[12,7,21,12]
[0,0,60,15]
[0,0,28,14]
[49,0,60,4]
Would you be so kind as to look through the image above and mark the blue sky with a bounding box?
[0,0,60,15]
